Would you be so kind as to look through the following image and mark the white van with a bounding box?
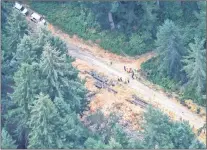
[21,8,28,15]
[14,2,28,15]
[14,2,23,10]
[30,13,41,23]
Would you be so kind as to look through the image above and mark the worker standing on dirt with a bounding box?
[124,79,127,84]
[132,71,135,79]
[129,68,132,73]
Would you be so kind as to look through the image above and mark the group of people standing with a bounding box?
[124,66,136,79]
[117,76,129,84]
[117,66,139,84]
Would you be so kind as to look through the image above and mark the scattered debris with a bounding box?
[126,95,148,108]
[86,91,97,99]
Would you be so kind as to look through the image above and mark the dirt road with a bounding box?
[64,32,205,131]
[45,23,206,142]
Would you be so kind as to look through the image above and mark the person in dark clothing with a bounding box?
[132,71,135,79]
[129,68,132,73]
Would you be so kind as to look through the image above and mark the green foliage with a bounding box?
[141,57,178,90]
[30,2,155,56]
[2,1,205,149]
[53,97,89,148]
[141,107,205,149]
[84,137,108,149]
[3,9,28,60]
[142,107,174,148]
[141,11,206,105]
[127,138,144,149]
[15,34,37,65]
[189,139,206,149]
[28,93,62,148]
[39,42,87,113]
[182,37,206,104]
[1,128,17,149]
[194,1,206,40]
[128,33,147,55]
[39,42,66,98]
[84,111,130,148]
[1,2,28,103]
[12,63,40,113]
[156,19,185,80]
[171,122,196,148]
[5,63,40,147]
[107,137,122,149]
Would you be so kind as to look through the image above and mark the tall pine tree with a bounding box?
[1,128,17,149]
[156,19,185,80]
[5,63,40,148]
[28,93,62,148]
[182,37,206,104]
[39,42,87,113]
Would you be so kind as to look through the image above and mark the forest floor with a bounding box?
[46,24,206,143]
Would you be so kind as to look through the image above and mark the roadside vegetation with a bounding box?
[142,2,206,106]
[1,2,206,149]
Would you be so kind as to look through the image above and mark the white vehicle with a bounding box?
[21,8,28,15]
[39,19,46,25]
[14,2,28,15]
[30,13,42,23]
[14,2,23,10]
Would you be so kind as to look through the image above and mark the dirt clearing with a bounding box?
[47,23,206,143]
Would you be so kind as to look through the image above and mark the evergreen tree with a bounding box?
[28,93,62,148]
[142,107,174,149]
[1,128,17,149]
[170,121,197,149]
[39,42,68,98]
[3,8,28,60]
[40,42,87,113]
[189,139,206,149]
[127,138,145,149]
[5,63,40,147]
[107,137,122,149]
[194,1,206,40]
[15,34,37,65]
[11,63,39,114]
[142,107,205,149]
[140,1,158,37]
[156,19,185,80]
[84,137,108,149]
[182,37,206,104]
[1,4,29,100]
[53,97,89,148]
[128,33,146,55]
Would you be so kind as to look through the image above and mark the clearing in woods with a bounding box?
[45,23,206,143]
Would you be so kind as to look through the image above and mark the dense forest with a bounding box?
[30,1,206,106]
[1,1,206,149]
